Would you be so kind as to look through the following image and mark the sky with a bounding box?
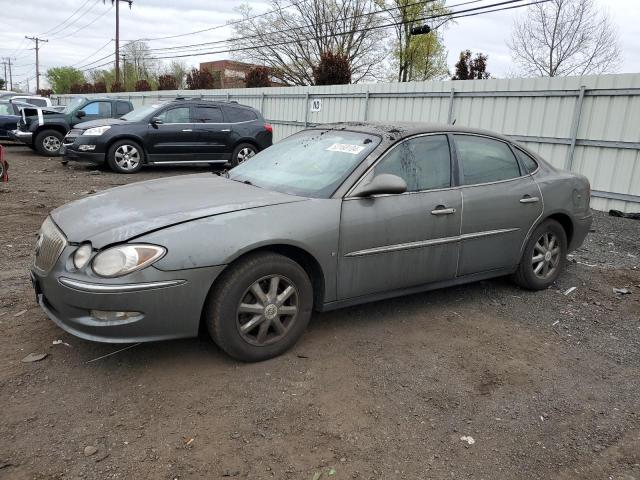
[1,0,639,91]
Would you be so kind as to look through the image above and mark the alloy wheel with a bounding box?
[237,147,256,164]
[43,136,61,153]
[531,232,561,279]
[236,274,299,346]
[114,144,140,171]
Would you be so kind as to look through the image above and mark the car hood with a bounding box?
[74,118,127,129]
[51,174,307,248]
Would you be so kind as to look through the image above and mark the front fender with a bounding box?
[136,199,343,302]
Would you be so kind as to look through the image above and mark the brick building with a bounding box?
[199,60,262,88]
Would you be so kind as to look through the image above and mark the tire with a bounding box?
[230,142,258,167]
[35,129,63,156]
[512,219,567,290]
[107,140,144,174]
[204,252,313,362]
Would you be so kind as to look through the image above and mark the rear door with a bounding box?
[192,105,231,161]
[145,105,198,162]
[453,134,543,275]
[338,134,462,299]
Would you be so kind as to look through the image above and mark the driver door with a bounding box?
[145,105,199,162]
[338,134,462,300]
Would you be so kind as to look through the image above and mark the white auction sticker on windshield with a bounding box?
[326,143,365,155]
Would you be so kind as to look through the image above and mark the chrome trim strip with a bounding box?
[150,160,227,164]
[345,228,520,257]
[59,278,186,293]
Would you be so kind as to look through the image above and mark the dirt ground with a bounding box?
[1,144,639,480]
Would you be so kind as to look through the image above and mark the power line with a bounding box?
[143,0,544,61]
[39,0,97,36]
[49,3,114,41]
[79,0,545,72]
[71,39,114,67]
[128,0,306,43]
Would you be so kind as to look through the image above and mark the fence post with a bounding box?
[304,91,309,127]
[566,85,586,170]
[226,92,230,103]
[363,90,370,121]
[447,88,455,124]
[260,91,265,114]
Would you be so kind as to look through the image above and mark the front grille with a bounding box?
[34,217,67,275]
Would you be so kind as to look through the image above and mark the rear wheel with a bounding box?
[35,129,63,156]
[107,140,144,174]
[204,252,313,362]
[230,143,258,167]
[512,219,567,290]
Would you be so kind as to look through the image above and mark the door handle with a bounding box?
[221,129,231,132]
[431,207,456,216]
[520,196,540,204]
[182,129,193,132]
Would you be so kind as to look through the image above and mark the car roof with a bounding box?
[168,98,258,110]
[313,121,515,144]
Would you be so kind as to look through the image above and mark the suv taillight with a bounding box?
[264,123,273,134]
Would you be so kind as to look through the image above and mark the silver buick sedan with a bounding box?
[31,123,592,361]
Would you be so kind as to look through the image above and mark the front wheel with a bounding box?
[204,252,313,362]
[230,143,258,167]
[34,129,63,156]
[107,140,144,174]
[512,219,567,290]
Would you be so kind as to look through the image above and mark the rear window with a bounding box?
[27,98,48,107]
[224,106,258,123]
[116,101,131,116]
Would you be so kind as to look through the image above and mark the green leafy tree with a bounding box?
[376,0,450,81]
[452,50,490,80]
[45,66,86,94]
[313,51,352,85]
[0,78,5,89]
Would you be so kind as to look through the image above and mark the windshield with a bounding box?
[63,97,86,114]
[121,103,167,121]
[228,130,380,198]
[0,103,11,115]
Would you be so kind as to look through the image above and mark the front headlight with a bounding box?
[73,243,93,269]
[83,125,111,136]
[92,244,166,278]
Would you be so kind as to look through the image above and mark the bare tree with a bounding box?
[230,0,385,85]
[509,0,622,77]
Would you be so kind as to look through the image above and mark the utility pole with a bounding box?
[107,0,133,84]
[2,58,15,91]
[25,36,48,92]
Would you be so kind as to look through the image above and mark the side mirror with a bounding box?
[351,174,407,197]
[150,117,163,127]
[76,110,86,118]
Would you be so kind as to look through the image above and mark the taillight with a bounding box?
[264,123,273,134]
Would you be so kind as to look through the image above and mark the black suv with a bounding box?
[61,98,273,173]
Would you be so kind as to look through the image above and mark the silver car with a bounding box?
[31,123,592,361]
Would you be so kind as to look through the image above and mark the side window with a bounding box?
[514,148,539,174]
[157,107,190,123]
[194,106,223,123]
[223,106,257,123]
[83,101,112,117]
[115,102,131,116]
[374,135,451,192]
[455,135,521,185]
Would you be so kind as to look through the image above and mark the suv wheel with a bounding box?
[204,252,313,362]
[35,129,63,156]
[107,140,144,174]
[231,143,257,167]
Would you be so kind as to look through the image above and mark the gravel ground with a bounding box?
[1,145,639,480]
